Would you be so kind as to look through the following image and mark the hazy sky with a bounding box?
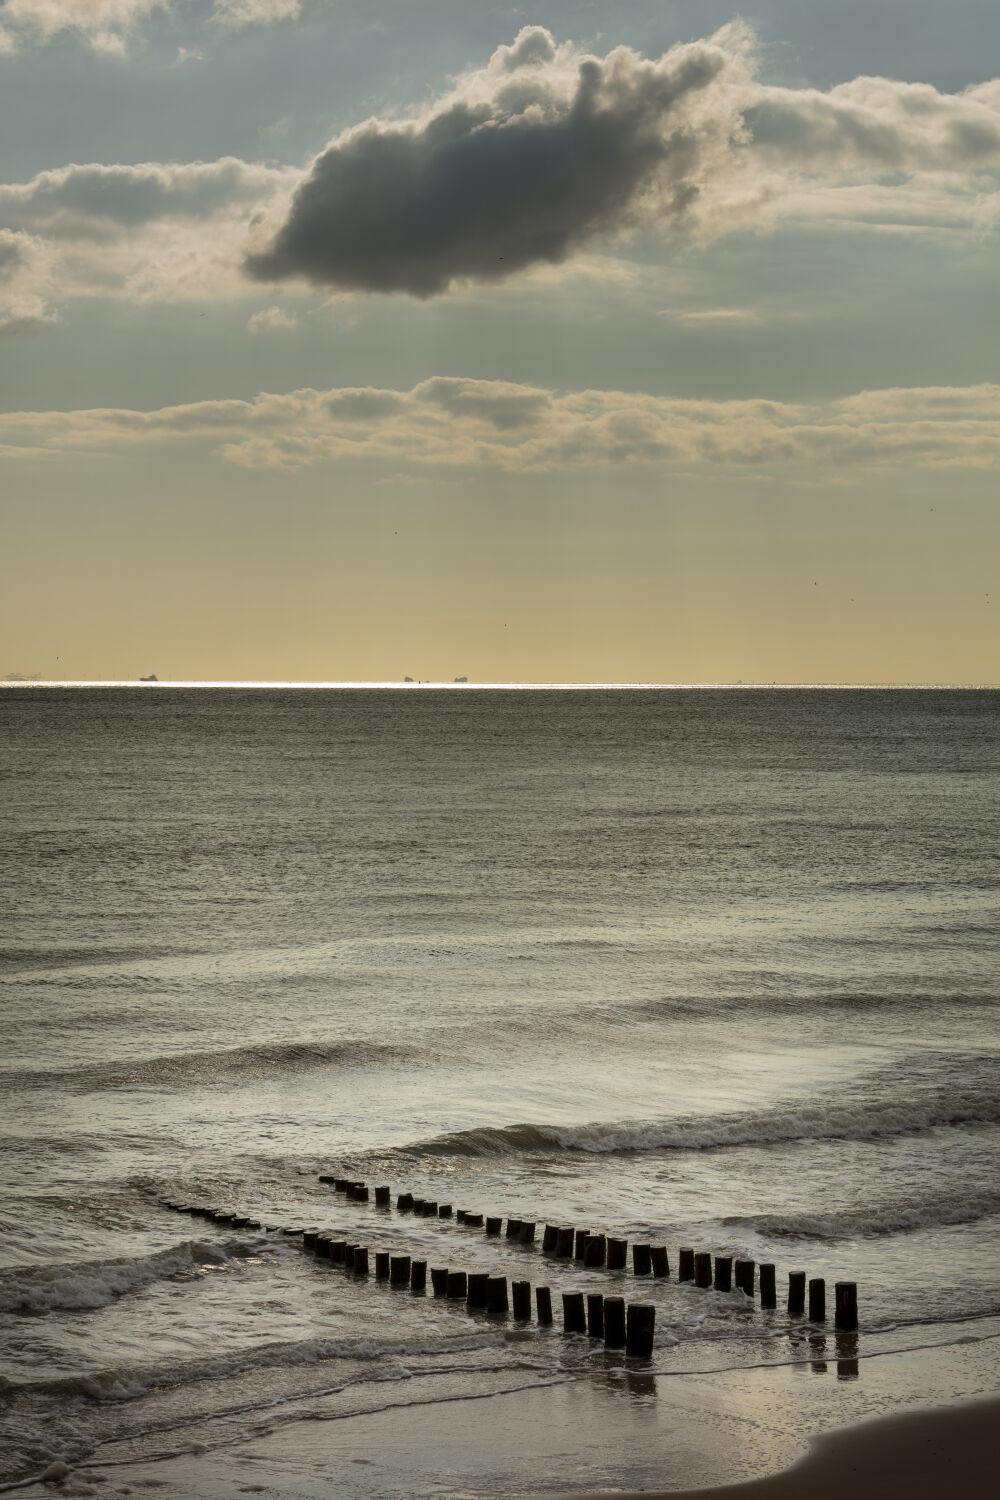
[2,1,998,683]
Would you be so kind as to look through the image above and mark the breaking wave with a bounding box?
[406,1092,1000,1158]
[0,1238,250,1316]
[723,1190,1000,1241]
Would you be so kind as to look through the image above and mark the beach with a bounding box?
[13,1340,999,1496]
[3,687,998,1496]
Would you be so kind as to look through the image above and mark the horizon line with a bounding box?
[2,680,997,691]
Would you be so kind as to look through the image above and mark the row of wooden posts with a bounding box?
[158,1173,858,1333]
[315,1174,858,1331]
[299,1226,658,1357]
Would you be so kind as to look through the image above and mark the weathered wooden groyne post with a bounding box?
[625,1304,655,1358]
[603,1296,626,1349]
[835,1282,858,1330]
[562,1291,586,1333]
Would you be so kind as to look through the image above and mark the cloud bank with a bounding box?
[246,24,1000,296]
[1,24,998,321]
[3,379,998,472]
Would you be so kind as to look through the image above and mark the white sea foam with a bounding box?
[0,1240,233,1315]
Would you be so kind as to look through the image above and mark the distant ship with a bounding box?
[139,674,158,682]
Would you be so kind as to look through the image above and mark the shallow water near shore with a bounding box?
[2,686,999,1491]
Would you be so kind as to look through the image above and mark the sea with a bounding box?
[2,686,999,1496]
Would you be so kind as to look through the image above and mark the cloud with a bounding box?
[0,0,299,52]
[212,0,299,27]
[243,23,1000,297]
[245,23,752,295]
[0,159,288,235]
[0,159,297,324]
[246,303,296,330]
[0,0,168,53]
[2,378,998,473]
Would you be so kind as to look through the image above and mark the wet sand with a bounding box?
[17,1331,999,1499]
[565,1395,1000,1499]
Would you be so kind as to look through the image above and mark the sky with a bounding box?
[1,1,998,684]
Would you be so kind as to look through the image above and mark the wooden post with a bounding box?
[375,1251,390,1279]
[574,1230,591,1260]
[735,1259,755,1298]
[587,1293,605,1338]
[486,1216,502,1236]
[334,1178,350,1192]
[389,1254,411,1285]
[487,1276,509,1315]
[607,1238,628,1270]
[555,1227,575,1257]
[431,1266,449,1296]
[438,1204,453,1218]
[562,1291,586,1334]
[397,1193,413,1212]
[506,1218,523,1240]
[412,1198,426,1215]
[353,1184,370,1203]
[835,1282,858,1331]
[375,1186,391,1207]
[633,1243,652,1276]
[467,1272,489,1309]
[625,1303,656,1358]
[714,1256,732,1292]
[694,1252,712,1288]
[760,1264,776,1307]
[583,1234,607,1268]
[809,1277,826,1322]
[423,1200,438,1217]
[651,1246,669,1278]
[512,1280,532,1319]
[302,1230,318,1250]
[536,1286,553,1325]
[331,1240,346,1263]
[520,1221,536,1244]
[315,1235,332,1258]
[465,1213,484,1227]
[341,1243,356,1269]
[353,1247,369,1276]
[542,1224,558,1253]
[604,1296,626,1348]
[456,1210,468,1224]
[788,1270,806,1317]
[447,1270,467,1299]
[410,1260,427,1292]
[678,1247,694,1281]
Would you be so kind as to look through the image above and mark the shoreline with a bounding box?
[560,1394,1000,1500]
[14,1329,999,1499]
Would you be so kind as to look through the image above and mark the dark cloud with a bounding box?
[244,26,736,297]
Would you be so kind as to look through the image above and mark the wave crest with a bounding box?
[0,1239,243,1315]
[3,1039,409,1094]
[406,1092,1000,1158]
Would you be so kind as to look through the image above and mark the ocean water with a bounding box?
[1,686,998,1492]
